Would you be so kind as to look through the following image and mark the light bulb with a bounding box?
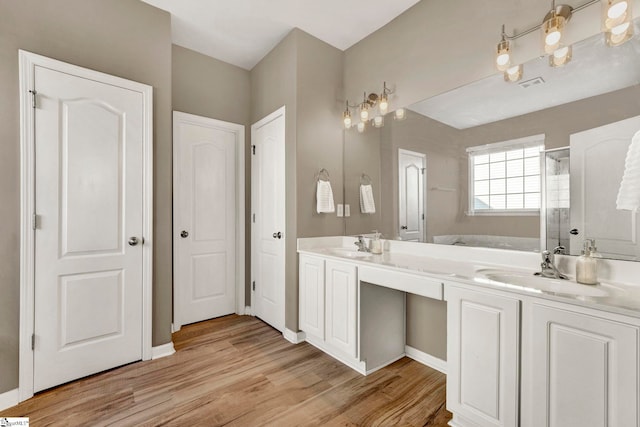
[504,64,523,82]
[343,109,352,129]
[606,20,633,46]
[394,108,406,121]
[550,45,572,67]
[379,95,389,114]
[612,21,630,35]
[545,30,561,46]
[608,1,628,19]
[360,105,369,122]
[495,40,511,71]
[373,116,384,128]
[357,122,365,133]
[543,15,565,54]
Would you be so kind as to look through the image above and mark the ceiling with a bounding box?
[141,0,420,70]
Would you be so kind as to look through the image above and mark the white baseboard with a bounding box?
[152,342,176,360]
[283,328,306,344]
[171,323,180,333]
[244,306,252,316]
[0,388,19,412]
[405,345,447,374]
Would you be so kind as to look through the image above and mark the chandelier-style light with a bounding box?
[343,82,395,131]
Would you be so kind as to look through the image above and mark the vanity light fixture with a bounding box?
[394,108,407,121]
[494,0,633,80]
[343,82,396,131]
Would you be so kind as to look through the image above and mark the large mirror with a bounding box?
[344,20,640,261]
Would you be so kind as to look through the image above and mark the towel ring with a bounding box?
[316,168,330,182]
[360,173,372,185]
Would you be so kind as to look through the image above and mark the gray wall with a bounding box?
[251,29,344,331]
[0,0,173,394]
[172,44,252,304]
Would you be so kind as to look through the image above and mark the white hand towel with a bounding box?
[316,180,335,213]
[617,130,640,211]
[360,184,376,214]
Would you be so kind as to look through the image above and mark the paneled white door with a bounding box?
[173,112,242,329]
[32,64,148,392]
[398,149,426,242]
[251,107,285,332]
[570,115,640,259]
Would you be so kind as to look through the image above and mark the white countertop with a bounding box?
[298,236,640,318]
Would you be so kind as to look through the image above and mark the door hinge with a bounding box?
[29,89,37,109]
[31,333,35,350]
[422,213,425,220]
[32,213,38,230]
[252,145,256,155]
[252,213,255,223]
[421,168,425,174]
[252,281,256,291]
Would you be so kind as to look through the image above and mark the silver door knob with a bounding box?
[272,232,282,239]
[180,230,189,238]
[128,237,139,246]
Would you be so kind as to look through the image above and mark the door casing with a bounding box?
[18,50,153,402]
[172,111,246,330]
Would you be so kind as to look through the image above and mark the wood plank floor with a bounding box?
[1,315,451,426]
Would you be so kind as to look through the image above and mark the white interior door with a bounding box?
[173,112,242,329]
[32,63,148,392]
[398,149,426,242]
[570,115,640,259]
[251,107,286,332]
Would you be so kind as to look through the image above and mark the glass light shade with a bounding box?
[606,21,633,46]
[359,104,369,122]
[357,121,366,133]
[550,45,572,67]
[495,40,511,71]
[343,110,352,129]
[379,94,389,114]
[373,116,384,128]
[504,64,523,82]
[394,108,406,121]
[543,15,565,54]
[603,0,629,29]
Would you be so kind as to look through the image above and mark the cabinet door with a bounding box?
[298,255,325,340]
[524,303,639,427]
[325,260,358,358]
[446,286,520,427]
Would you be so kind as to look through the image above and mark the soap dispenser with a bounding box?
[576,239,598,285]
[370,230,383,254]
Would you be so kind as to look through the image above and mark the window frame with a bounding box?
[467,134,545,216]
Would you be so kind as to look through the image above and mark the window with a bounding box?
[467,134,544,215]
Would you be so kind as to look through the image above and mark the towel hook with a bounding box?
[316,168,330,182]
[360,173,372,185]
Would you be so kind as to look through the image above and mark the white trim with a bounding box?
[172,111,246,330]
[151,342,176,360]
[465,133,546,153]
[0,388,19,412]
[18,50,154,402]
[405,345,447,374]
[283,328,306,344]
[244,306,252,316]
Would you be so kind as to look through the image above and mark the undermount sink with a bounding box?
[477,269,613,297]
[326,247,373,258]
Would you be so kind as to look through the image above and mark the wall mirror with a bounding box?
[344,19,640,261]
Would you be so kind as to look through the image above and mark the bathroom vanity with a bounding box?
[297,236,640,427]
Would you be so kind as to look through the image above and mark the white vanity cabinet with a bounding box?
[445,285,520,427]
[325,260,358,358]
[298,254,325,341]
[521,300,640,427]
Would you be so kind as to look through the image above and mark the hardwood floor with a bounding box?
[1,315,451,426]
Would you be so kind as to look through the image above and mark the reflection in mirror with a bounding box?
[344,20,640,260]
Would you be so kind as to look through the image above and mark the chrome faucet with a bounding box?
[354,235,371,252]
[534,246,568,279]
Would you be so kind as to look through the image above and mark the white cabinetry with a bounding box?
[446,285,520,427]
[522,301,640,427]
[298,255,325,340]
[325,260,358,358]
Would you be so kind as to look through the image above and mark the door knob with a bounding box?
[401,225,408,230]
[180,230,189,238]
[128,237,139,246]
[569,228,579,235]
[272,232,282,239]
